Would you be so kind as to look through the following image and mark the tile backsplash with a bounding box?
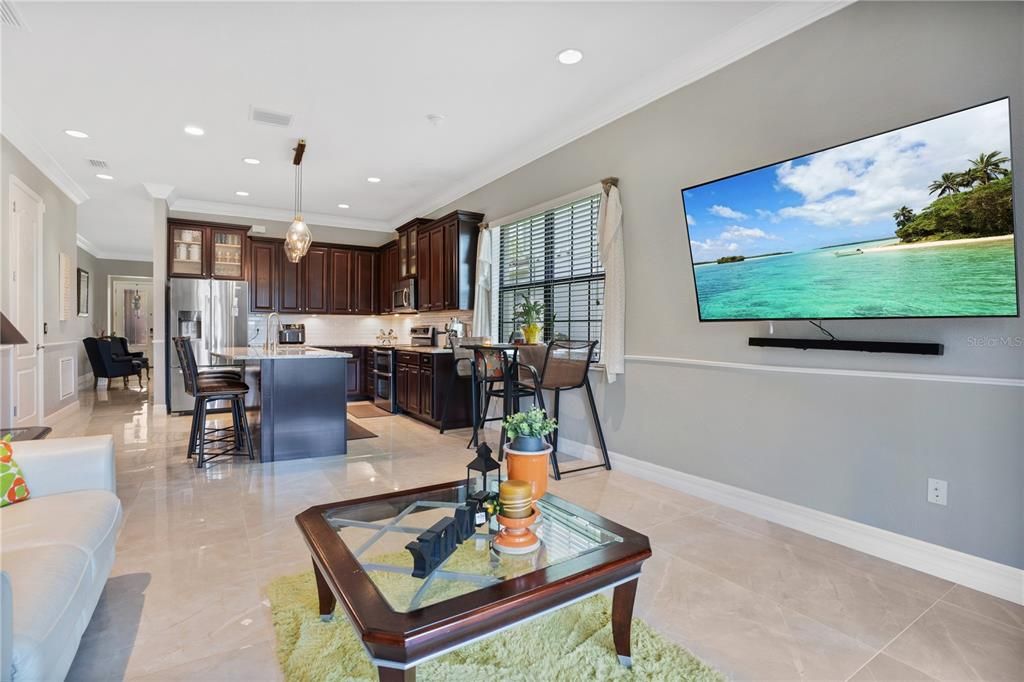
[247,311,473,347]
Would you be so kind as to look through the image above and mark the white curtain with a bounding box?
[472,226,494,339]
[598,184,625,383]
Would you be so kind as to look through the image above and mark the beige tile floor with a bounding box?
[47,386,1023,681]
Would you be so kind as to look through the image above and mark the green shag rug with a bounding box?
[267,548,723,682]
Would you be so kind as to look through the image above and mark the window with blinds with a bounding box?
[497,194,604,349]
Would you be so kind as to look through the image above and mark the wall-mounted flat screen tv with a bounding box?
[681,98,1017,321]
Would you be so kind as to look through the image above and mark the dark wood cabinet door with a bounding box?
[407,365,421,413]
[443,220,458,310]
[396,365,409,410]
[420,368,433,418]
[353,250,376,314]
[416,229,431,310]
[304,246,329,313]
[250,240,277,312]
[210,228,246,280]
[278,253,303,313]
[428,227,445,311]
[346,356,362,396]
[329,248,353,313]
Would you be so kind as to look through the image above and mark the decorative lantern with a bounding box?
[466,442,501,496]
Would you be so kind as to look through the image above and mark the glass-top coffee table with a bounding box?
[295,479,652,681]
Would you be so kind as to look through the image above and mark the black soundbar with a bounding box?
[749,337,944,355]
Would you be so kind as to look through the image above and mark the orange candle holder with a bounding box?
[493,509,540,554]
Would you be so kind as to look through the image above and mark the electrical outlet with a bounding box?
[927,478,948,506]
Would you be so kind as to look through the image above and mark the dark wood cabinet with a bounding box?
[329,248,353,313]
[278,253,303,313]
[396,364,409,411]
[414,210,483,312]
[169,219,249,280]
[395,350,471,427]
[420,367,433,418]
[304,246,329,313]
[379,241,398,314]
[396,217,429,280]
[407,364,421,413]
[353,250,376,314]
[250,239,278,312]
[248,238,379,315]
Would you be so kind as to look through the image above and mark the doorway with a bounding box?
[8,176,45,427]
[110,277,153,352]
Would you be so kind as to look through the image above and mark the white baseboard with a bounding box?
[558,437,1024,606]
[44,400,80,424]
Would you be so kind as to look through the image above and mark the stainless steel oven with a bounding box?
[371,347,397,412]
[392,278,416,313]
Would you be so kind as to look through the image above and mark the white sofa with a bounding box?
[0,435,122,682]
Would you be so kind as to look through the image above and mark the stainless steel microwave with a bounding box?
[392,278,417,313]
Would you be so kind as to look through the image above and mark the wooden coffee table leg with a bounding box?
[312,559,336,622]
[612,577,638,668]
[378,666,415,681]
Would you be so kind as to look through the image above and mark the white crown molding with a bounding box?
[76,232,152,262]
[389,0,852,224]
[1,114,89,205]
[170,198,394,233]
[558,437,1024,606]
[143,183,177,203]
[76,233,99,257]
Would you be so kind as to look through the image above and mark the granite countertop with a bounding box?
[212,346,353,361]
[390,345,453,354]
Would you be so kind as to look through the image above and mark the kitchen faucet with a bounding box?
[264,312,281,353]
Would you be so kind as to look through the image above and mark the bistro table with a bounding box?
[295,479,652,681]
[460,342,542,452]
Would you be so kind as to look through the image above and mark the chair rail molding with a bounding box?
[624,354,1024,388]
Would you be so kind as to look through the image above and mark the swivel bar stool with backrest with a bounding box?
[514,339,610,479]
[172,337,253,468]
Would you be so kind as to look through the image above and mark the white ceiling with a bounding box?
[2,1,845,260]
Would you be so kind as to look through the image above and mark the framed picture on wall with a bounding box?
[77,268,90,317]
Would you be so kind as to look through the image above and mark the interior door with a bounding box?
[9,178,44,427]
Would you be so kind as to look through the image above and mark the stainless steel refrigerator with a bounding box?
[168,279,249,413]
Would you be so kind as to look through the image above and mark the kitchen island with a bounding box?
[212,346,352,462]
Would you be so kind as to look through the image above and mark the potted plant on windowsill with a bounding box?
[502,407,557,499]
[514,294,545,345]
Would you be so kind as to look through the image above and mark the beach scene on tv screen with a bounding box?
[682,99,1017,320]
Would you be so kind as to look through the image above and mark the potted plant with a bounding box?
[502,407,557,499]
[514,294,545,345]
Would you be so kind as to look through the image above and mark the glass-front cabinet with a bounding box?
[168,220,248,280]
[211,229,244,279]
[170,225,207,277]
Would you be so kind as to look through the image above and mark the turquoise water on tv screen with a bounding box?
[694,238,1018,320]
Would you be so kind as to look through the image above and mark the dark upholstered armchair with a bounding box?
[111,336,150,380]
[82,337,144,389]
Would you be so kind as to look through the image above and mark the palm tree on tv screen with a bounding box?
[965,151,1010,186]
[928,172,964,197]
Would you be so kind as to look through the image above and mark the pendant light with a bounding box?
[284,139,312,263]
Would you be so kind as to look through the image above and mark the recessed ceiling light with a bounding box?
[64,129,89,139]
[95,173,114,180]
[337,203,350,209]
[557,48,584,65]
[366,177,381,183]
[235,191,250,197]
[242,157,261,165]
[184,125,205,136]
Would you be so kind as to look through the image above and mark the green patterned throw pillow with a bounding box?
[1,434,31,507]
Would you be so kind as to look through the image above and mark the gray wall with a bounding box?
[432,2,1024,568]
[1,136,86,417]
[74,247,153,379]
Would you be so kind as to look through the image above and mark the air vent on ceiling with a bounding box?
[0,0,26,28]
[87,159,109,169]
[250,107,293,128]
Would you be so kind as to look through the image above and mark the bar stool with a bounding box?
[438,337,503,448]
[172,337,254,468]
[514,340,610,479]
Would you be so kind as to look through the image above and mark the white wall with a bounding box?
[431,2,1024,568]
